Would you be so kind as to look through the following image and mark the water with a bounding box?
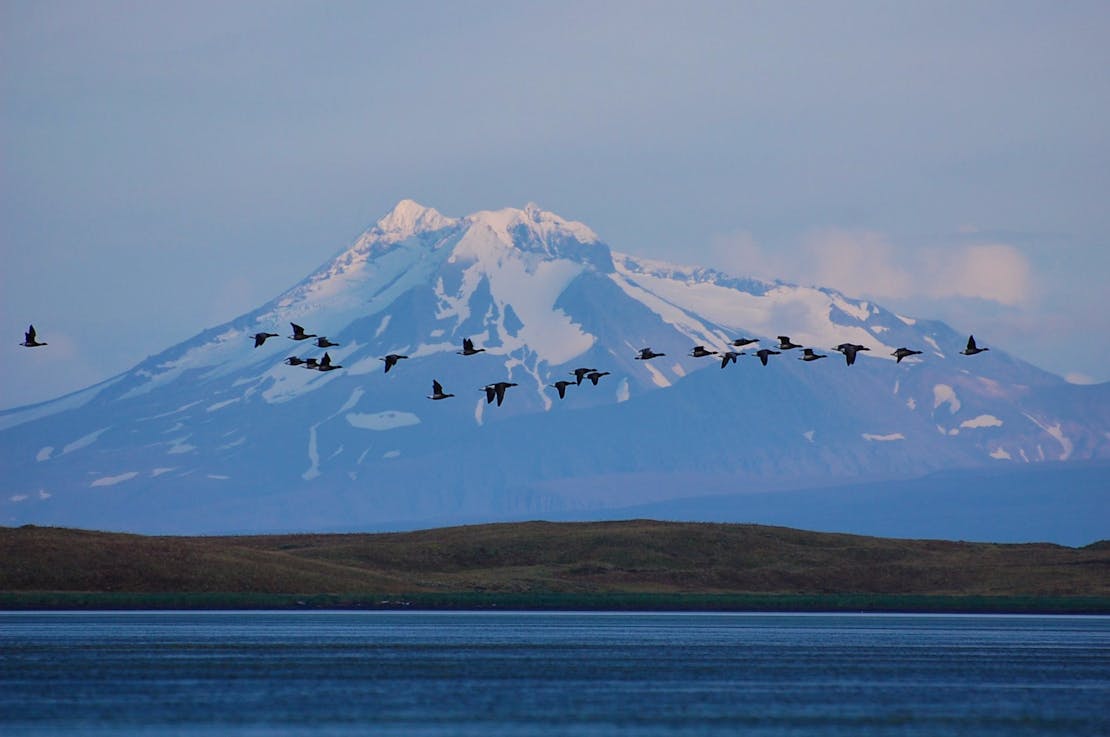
[1,611,1107,736]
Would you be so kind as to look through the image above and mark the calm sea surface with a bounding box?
[1,611,1107,736]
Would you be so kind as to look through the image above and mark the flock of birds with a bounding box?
[19,323,991,409]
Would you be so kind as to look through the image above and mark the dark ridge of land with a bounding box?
[2,521,1108,612]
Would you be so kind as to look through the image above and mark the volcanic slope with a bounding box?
[1,200,1106,534]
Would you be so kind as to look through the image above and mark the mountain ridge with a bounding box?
[2,200,1106,537]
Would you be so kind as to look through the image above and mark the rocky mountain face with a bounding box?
[2,200,1107,536]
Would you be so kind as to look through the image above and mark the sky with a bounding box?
[2,0,1108,409]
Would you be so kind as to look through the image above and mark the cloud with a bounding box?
[922,243,1033,306]
[711,229,1034,307]
[801,229,914,300]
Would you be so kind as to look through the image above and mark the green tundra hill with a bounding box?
[2,521,1107,611]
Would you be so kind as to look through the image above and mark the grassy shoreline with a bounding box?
[3,591,1108,614]
[5,521,1107,613]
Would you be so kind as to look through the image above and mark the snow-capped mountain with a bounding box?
[2,200,1107,537]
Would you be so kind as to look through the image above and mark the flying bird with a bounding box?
[892,347,923,363]
[635,347,665,360]
[777,336,802,350]
[284,356,307,366]
[550,380,575,399]
[689,346,718,358]
[833,343,870,366]
[755,349,780,366]
[720,351,742,368]
[731,338,758,348]
[315,337,339,348]
[483,381,518,406]
[302,358,320,369]
[961,335,989,356]
[799,348,826,362]
[381,354,408,373]
[427,380,454,400]
[316,352,342,371]
[585,371,610,386]
[251,332,278,348]
[288,323,317,341]
[19,325,46,348]
[457,338,485,356]
[570,367,597,385]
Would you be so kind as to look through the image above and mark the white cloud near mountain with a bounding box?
[711,229,1034,307]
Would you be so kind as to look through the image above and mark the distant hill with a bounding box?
[3,521,1107,611]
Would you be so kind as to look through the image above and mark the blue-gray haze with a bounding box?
[3,1,1109,408]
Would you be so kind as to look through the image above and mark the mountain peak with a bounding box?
[466,204,600,247]
[372,199,457,242]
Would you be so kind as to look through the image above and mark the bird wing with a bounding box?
[967,335,978,351]
[27,325,36,342]
[432,380,443,394]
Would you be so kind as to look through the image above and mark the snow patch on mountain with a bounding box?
[1023,413,1074,461]
[62,427,111,455]
[642,362,672,388]
[933,385,961,414]
[862,433,905,442]
[346,411,421,431]
[960,414,1003,429]
[91,471,139,487]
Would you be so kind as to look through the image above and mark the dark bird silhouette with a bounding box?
[483,381,518,406]
[892,347,923,363]
[799,348,826,361]
[755,349,780,366]
[731,338,758,348]
[833,343,870,366]
[585,371,610,386]
[570,367,597,385]
[427,380,454,400]
[961,335,989,356]
[284,356,307,366]
[635,347,665,360]
[303,358,320,369]
[689,346,718,358]
[777,335,802,350]
[251,332,278,348]
[720,351,742,368]
[457,338,485,356]
[316,352,342,371]
[381,354,408,373]
[315,337,339,348]
[20,325,46,347]
[551,380,575,399]
[288,323,316,341]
